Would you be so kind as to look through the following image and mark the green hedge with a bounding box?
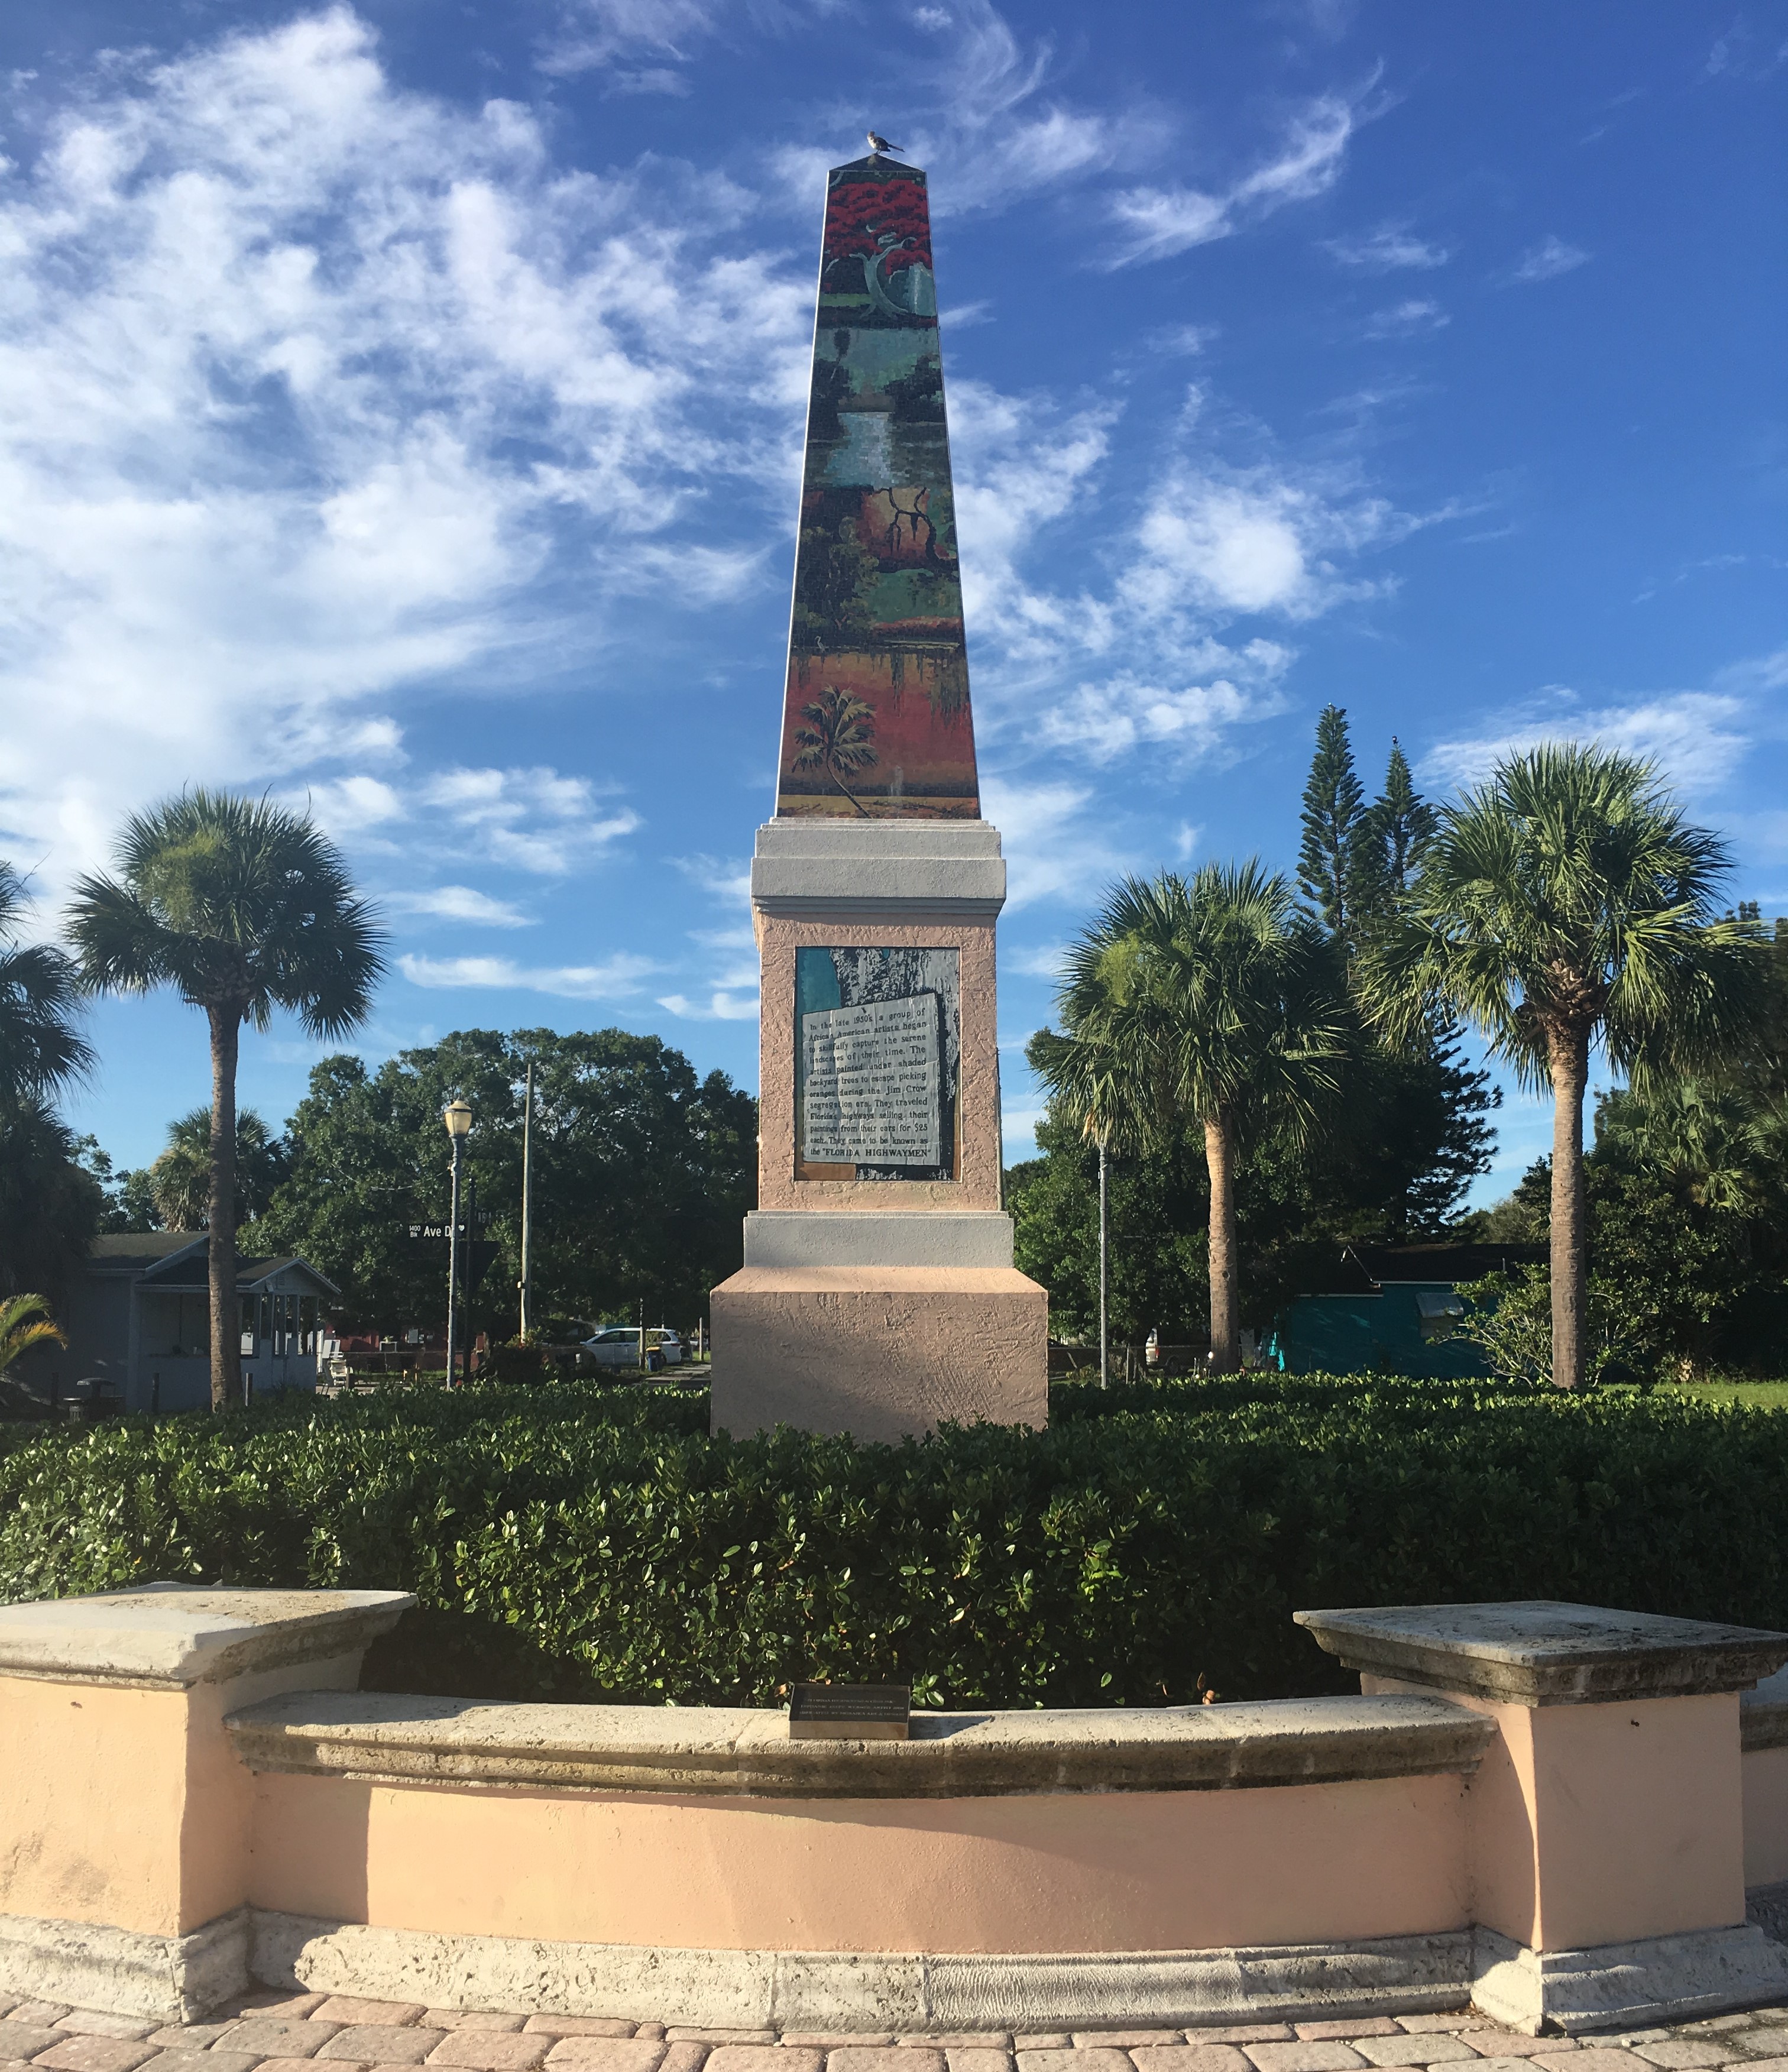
[0,1375,1783,1708]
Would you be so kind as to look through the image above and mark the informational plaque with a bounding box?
[788,1682,912,1741]
[801,991,942,1168]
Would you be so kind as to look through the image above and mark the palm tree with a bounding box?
[1039,864,1349,1372]
[792,685,877,815]
[0,862,93,1106]
[0,1294,67,1377]
[67,792,386,1411]
[148,1106,286,1232]
[1358,743,1763,1390]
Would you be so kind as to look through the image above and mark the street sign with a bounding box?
[407,1228,498,1289]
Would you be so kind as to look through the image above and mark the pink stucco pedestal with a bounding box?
[710,821,1048,1441]
[1297,1599,1788,2033]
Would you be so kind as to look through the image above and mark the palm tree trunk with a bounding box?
[1204,1113,1240,1372]
[1547,1022,1590,1391]
[827,758,870,816]
[206,1006,241,1414]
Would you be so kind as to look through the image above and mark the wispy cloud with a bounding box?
[1362,297,1449,339]
[399,951,660,996]
[1510,235,1590,283]
[1104,92,1358,267]
[1324,224,1450,271]
[303,765,640,878]
[979,778,1136,910]
[1420,691,1751,798]
[658,987,760,1019]
[541,0,728,79]
[388,885,535,927]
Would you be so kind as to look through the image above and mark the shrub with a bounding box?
[0,1375,1783,1708]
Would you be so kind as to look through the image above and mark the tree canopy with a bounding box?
[254,1027,756,1338]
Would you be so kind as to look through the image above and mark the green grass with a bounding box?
[1657,1378,1788,1408]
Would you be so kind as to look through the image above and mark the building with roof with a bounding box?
[1265,1242,1547,1378]
[15,1234,338,1414]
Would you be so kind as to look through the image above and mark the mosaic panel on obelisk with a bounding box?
[777,156,980,821]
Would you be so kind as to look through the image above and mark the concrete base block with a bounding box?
[0,1905,248,2024]
[252,1912,1472,2029]
[708,1266,1048,1442]
[1470,1921,1788,2034]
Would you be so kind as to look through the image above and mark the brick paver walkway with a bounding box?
[2,1995,1788,2072]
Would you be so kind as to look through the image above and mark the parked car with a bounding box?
[579,1328,684,1373]
[582,1327,646,1368]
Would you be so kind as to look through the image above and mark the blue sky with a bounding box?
[2,0,1783,1200]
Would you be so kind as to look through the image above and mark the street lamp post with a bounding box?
[443,1098,472,1385]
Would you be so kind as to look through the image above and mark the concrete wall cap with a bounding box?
[0,1582,416,1688]
[225,1689,1494,1798]
[1295,1599,1788,1705]
[755,821,1003,859]
[751,818,1005,915]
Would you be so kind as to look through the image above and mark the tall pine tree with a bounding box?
[1362,738,1437,905]
[1297,704,1369,950]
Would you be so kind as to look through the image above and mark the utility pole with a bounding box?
[519,1061,534,1341]
[1098,1135,1109,1391]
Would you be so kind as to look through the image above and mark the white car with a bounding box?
[580,1328,685,1372]
[581,1327,646,1368]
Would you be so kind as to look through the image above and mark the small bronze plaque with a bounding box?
[788,1682,911,1740]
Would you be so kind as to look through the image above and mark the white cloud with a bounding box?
[1324,225,1450,271]
[672,853,753,904]
[1003,941,1070,978]
[1125,465,1397,619]
[658,988,760,1020]
[979,777,1135,910]
[1105,93,1356,267]
[1144,323,1220,357]
[1362,297,1449,339]
[0,8,809,898]
[388,885,535,927]
[542,0,725,77]
[1172,821,1201,861]
[945,360,1427,780]
[1420,691,1751,799]
[1037,663,1291,765]
[1510,235,1590,283]
[301,762,641,878]
[416,767,641,875]
[399,951,659,996]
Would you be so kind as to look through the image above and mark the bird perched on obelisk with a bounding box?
[866,130,903,156]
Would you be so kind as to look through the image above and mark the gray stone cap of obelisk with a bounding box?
[743,1209,1014,1268]
[1294,1600,1788,1707]
[751,819,1005,918]
[0,1581,416,1689]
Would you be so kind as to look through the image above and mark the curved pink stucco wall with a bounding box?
[246,1771,1470,1955]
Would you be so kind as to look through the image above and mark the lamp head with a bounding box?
[443,1098,474,1141]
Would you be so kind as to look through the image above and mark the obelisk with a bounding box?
[708,151,1048,1442]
